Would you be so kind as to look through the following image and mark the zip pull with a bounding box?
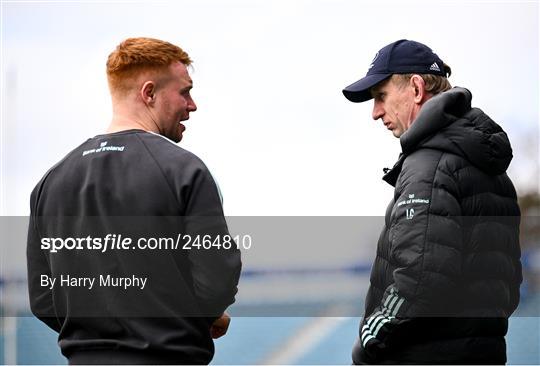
[383,167,391,174]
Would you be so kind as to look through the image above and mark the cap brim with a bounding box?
[342,73,391,103]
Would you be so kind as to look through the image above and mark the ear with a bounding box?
[141,81,156,106]
[410,75,426,104]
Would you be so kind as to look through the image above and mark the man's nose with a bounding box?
[372,100,383,120]
[189,97,197,112]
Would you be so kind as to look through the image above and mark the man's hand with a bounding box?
[210,312,231,339]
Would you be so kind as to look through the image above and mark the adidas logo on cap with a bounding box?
[429,62,440,72]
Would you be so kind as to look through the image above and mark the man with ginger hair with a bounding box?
[343,40,521,364]
[27,37,241,364]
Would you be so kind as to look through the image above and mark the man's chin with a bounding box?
[177,122,186,142]
[173,132,183,143]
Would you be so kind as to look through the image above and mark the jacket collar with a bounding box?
[382,153,406,187]
[382,87,472,186]
[400,87,472,155]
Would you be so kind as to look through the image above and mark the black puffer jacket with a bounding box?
[353,88,522,364]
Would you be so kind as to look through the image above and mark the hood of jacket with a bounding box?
[399,87,513,176]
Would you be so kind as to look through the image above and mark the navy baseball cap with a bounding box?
[343,39,446,103]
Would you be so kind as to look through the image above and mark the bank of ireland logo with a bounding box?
[368,51,379,71]
[396,193,430,220]
[82,140,125,156]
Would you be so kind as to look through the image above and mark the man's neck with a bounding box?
[107,113,159,135]
[108,96,162,134]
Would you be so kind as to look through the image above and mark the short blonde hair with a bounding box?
[106,37,192,96]
[393,62,452,95]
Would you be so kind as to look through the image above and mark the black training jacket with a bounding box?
[27,129,241,364]
[352,88,522,364]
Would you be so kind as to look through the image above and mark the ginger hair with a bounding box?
[106,37,192,96]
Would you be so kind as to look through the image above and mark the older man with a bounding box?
[27,37,241,365]
[343,39,522,364]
